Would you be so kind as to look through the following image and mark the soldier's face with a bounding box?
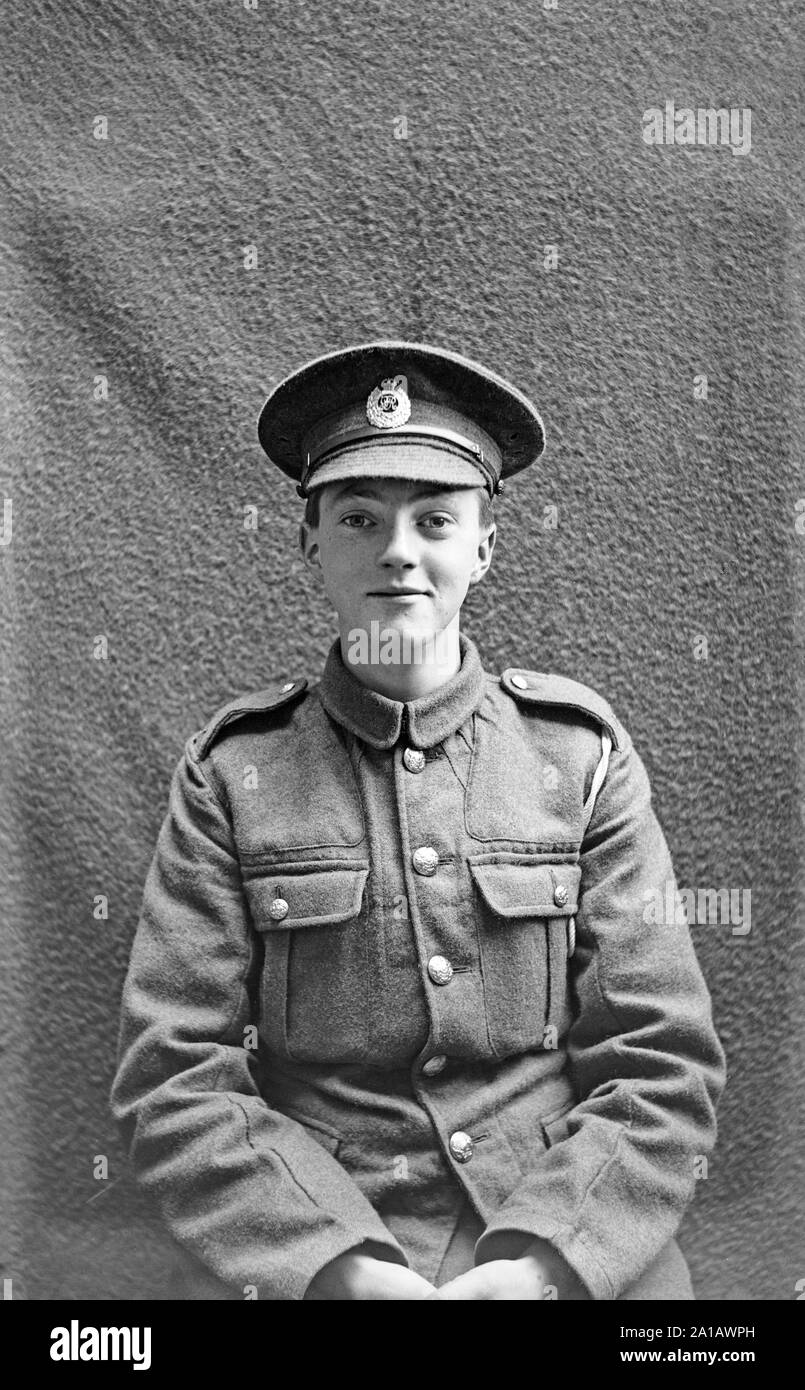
[300,477,495,642]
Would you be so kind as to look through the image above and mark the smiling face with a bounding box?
[299,476,496,656]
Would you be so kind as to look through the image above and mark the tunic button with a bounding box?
[510,673,529,689]
[427,955,454,986]
[449,1131,474,1163]
[422,1054,447,1076]
[403,747,426,773]
[269,897,289,921]
[412,846,439,876]
[553,884,569,907]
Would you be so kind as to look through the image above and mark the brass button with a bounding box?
[422,1054,447,1076]
[510,674,529,690]
[413,846,439,876]
[554,883,569,907]
[269,897,289,921]
[403,747,426,773]
[427,955,453,986]
[449,1131,474,1163]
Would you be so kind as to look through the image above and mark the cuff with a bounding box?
[299,1229,410,1300]
[474,1216,611,1300]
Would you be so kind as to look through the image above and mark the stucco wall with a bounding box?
[2,0,803,1300]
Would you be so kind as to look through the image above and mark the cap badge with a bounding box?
[366,374,411,429]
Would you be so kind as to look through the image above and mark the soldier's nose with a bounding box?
[377,526,419,568]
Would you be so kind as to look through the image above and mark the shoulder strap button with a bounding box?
[193,679,308,760]
[501,667,625,750]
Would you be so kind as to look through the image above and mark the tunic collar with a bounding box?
[318,631,487,750]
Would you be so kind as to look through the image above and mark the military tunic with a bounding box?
[111,631,726,1300]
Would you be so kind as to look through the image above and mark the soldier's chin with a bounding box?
[362,602,430,630]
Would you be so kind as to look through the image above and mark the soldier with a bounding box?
[111,340,726,1300]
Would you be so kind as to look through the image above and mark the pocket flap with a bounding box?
[246,863,370,930]
[469,860,581,919]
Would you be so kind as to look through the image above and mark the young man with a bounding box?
[111,341,726,1300]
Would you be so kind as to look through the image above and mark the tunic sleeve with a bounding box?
[473,730,727,1299]
[110,740,408,1299]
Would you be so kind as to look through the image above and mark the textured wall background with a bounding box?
[2,0,803,1300]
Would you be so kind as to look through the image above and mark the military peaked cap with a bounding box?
[257,340,546,499]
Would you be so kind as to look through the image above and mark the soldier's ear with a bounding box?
[469,523,496,585]
[299,520,321,568]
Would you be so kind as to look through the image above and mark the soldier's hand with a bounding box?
[433,1238,591,1301]
[305,1245,438,1300]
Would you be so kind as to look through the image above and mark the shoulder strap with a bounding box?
[500,668,626,751]
[191,679,308,759]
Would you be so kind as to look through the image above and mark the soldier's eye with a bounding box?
[422,514,452,530]
[341,513,372,528]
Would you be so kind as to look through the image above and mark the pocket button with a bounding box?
[269,897,289,921]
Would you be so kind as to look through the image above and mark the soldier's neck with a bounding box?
[339,617,462,702]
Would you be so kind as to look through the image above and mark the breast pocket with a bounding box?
[243,860,371,1063]
[467,857,581,1058]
